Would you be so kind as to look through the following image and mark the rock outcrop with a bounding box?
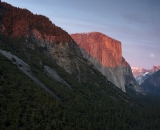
[71,32,143,93]
[0,2,82,75]
[0,49,61,101]
[30,29,82,74]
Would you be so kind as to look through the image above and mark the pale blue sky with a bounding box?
[2,0,160,69]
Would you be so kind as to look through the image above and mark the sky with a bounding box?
[2,0,160,69]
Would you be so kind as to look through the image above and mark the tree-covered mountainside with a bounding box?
[0,2,72,42]
[0,1,160,130]
[0,32,160,130]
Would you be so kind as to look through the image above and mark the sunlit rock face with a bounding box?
[150,65,160,73]
[71,32,143,93]
[71,32,122,67]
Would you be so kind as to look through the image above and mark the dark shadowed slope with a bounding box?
[141,70,160,95]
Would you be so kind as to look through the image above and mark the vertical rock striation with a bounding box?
[71,32,143,93]
[71,32,122,67]
[30,29,82,74]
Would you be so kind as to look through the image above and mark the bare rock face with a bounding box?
[71,32,122,67]
[150,65,160,73]
[31,29,58,47]
[71,32,143,93]
[30,29,82,74]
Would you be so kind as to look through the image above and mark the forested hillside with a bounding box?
[1,2,72,42]
[0,1,160,130]
[0,32,160,130]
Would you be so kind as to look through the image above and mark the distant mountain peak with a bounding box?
[141,70,160,95]
[131,65,160,85]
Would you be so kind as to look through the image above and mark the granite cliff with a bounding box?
[71,32,143,93]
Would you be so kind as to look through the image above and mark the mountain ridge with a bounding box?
[0,2,143,94]
[0,2,72,42]
[132,65,160,85]
[1,2,160,129]
[141,70,160,95]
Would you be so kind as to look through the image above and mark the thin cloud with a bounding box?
[122,13,151,24]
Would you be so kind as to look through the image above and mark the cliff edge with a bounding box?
[71,32,143,93]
